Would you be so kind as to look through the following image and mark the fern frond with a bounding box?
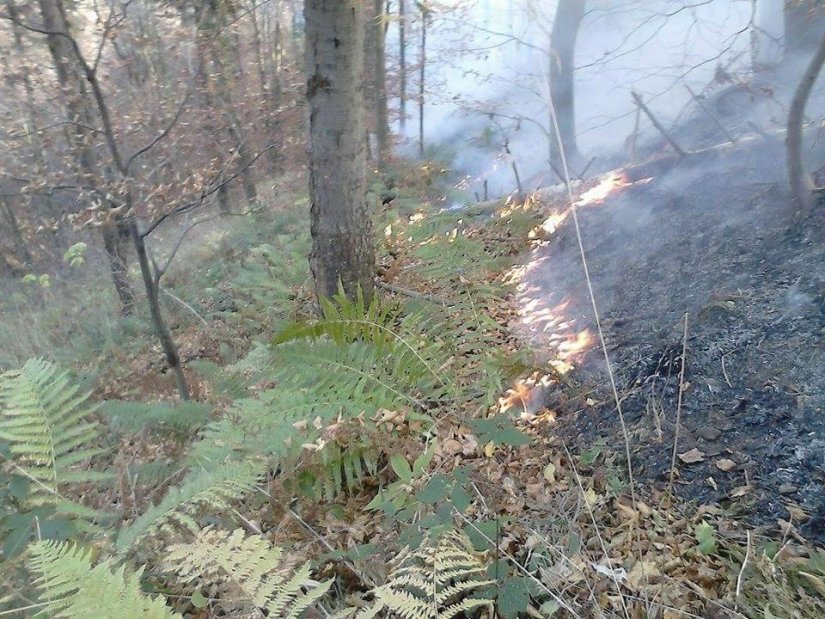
[0,359,109,514]
[165,527,332,616]
[99,400,212,435]
[271,340,435,409]
[115,462,261,552]
[28,540,180,618]
[188,388,366,468]
[358,531,494,619]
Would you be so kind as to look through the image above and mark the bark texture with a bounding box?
[306,0,375,303]
[787,29,825,214]
[548,0,585,169]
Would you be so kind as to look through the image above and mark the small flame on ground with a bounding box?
[575,171,634,207]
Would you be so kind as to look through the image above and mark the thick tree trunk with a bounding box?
[787,29,825,214]
[548,0,585,169]
[306,0,375,303]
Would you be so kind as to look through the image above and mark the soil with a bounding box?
[517,135,825,545]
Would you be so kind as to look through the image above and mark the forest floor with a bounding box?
[519,136,825,546]
[5,137,825,616]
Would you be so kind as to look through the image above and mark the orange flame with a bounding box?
[575,171,634,207]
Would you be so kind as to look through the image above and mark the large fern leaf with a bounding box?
[0,359,109,514]
[115,462,261,552]
[357,531,494,619]
[165,527,332,618]
[28,539,181,618]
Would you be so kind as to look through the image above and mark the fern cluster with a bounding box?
[115,462,261,552]
[165,527,332,617]
[357,531,494,619]
[28,540,181,619]
[0,359,109,518]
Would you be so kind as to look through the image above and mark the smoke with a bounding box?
[388,0,768,196]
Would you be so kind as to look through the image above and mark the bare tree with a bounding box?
[548,0,585,169]
[35,0,136,312]
[787,29,825,214]
[305,0,376,303]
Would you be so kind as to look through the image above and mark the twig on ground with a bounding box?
[666,312,689,505]
[735,530,751,611]
[375,279,452,305]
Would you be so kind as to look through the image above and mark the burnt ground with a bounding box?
[518,137,825,544]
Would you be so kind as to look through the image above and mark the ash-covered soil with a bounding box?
[520,138,825,544]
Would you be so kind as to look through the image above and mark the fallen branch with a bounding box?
[685,84,736,144]
[375,279,452,305]
[632,91,687,157]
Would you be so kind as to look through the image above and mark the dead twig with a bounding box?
[735,530,752,611]
[375,279,452,306]
[666,312,689,504]
[632,91,687,157]
[685,84,737,144]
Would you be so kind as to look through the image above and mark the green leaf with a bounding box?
[466,416,531,446]
[463,519,499,552]
[580,444,603,467]
[694,521,717,555]
[191,590,209,609]
[417,475,450,504]
[496,576,532,619]
[412,441,437,476]
[8,474,30,501]
[390,454,413,483]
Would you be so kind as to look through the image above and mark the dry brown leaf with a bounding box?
[715,458,736,472]
[678,448,706,464]
[730,484,751,497]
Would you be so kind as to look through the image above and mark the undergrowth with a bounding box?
[1,177,822,618]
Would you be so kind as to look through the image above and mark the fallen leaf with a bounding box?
[678,448,706,464]
[715,458,736,472]
[731,484,750,498]
[543,462,556,484]
[484,441,496,457]
[706,476,718,490]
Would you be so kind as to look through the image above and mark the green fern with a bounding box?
[115,462,261,553]
[272,292,450,408]
[189,360,249,400]
[98,400,212,435]
[357,531,494,619]
[28,539,181,618]
[0,359,109,515]
[165,527,332,618]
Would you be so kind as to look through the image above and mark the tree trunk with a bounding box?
[753,0,785,67]
[1,195,34,268]
[787,29,825,214]
[373,0,390,165]
[305,0,375,303]
[419,6,427,158]
[548,0,585,169]
[399,0,407,132]
[36,0,136,312]
[785,1,825,54]
[130,221,190,400]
